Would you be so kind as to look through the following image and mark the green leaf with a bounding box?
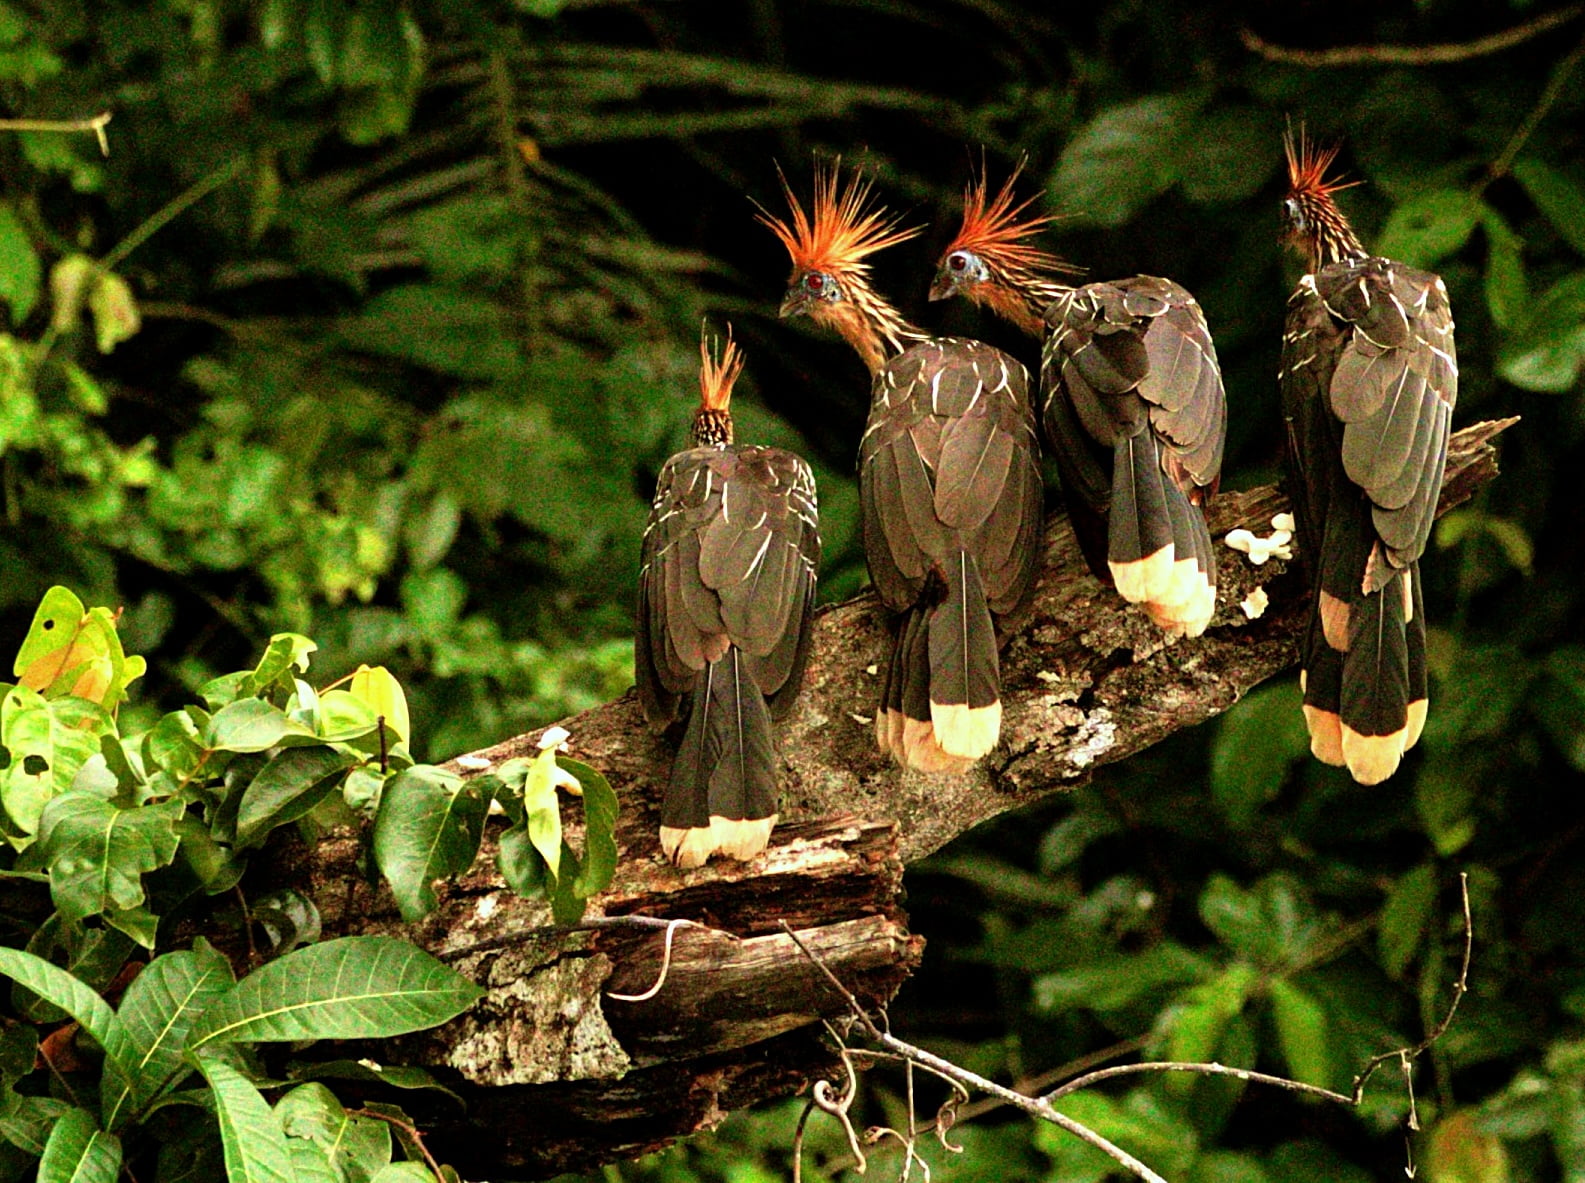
[369,1165,433,1183]
[1050,93,1203,227]
[1034,942,1210,1014]
[35,1107,120,1183]
[1533,647,1585,771]
[102,940,235,1129]
[1481,206,1528,331]
[1497,270,1585,392]
[34,793,182,936]
[522,749,567,882]
[1,687,111,846]
[315,689,380,743]
[205,698,308,753]
[0,947,131,1090]
[247,635,318,697]
[0,1095,69,1156]
[287,1060,463,1106]
[372,765,490,922]
[1177,105,1280,205]
[1513,158,1585,257]
[1161,962,1257,1075]
[1378,864,1437,980]
[1037,1088,1198,1182]
[187,935,484,1048]
[564,757,618,900]
[197,1055,297,1183]
[276,1083,392,1183]
[346,665,410,746]
[146,709,206,782]
[1375,189,1482,269]
[1269,978,1332,1087]
[235,746,354,848]
[1210,681,1309,829]
[0,202,39,322]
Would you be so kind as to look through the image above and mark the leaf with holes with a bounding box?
[276,1082,393,1183]
[33,792,182,938]
[0,686,112,847]
[11,586,145,711]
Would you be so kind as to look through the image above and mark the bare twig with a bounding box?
[781,873,1474,1183]
[1240,6,1583,66]
[780,922,1170,1183]
[1480,31,1585,191]
[1350,872,1473,1104]
[349,1107,447,1181]
[0,111,111,154]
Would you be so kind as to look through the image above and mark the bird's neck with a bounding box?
[820,282,929,377]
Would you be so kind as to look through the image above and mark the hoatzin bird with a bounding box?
[759,163,1042,773]
[930,167,1225,637]
[636,329,821,866]
[1279,132,1456,785]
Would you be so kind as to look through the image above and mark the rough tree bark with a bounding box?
[271,419,1513,1180]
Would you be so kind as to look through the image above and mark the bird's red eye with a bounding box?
[804,272,825,292]
[949,253,967,272]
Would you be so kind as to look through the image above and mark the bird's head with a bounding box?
[692,325,742,448]
[931,163,1079,330]
[1281,128,1366,269]
[756,161,919,336]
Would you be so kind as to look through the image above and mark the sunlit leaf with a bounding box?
[347,665,410,746]
[248,634,319,697]
[372,765,491,922]
[186,936,484,1047]
[12,586,144,710]
[87,269,140,353]
[0,686,111,845]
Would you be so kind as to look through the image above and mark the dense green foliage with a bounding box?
[0,586,614,1180]
[1,0,1583,1180]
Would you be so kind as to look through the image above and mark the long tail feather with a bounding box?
[926,551,1001,762]
[1108,432,1216,635]
[660,648,778,867]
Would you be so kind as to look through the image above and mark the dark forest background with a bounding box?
[1,1,1581,1179]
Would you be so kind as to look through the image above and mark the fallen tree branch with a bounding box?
[264,417,1512,1180]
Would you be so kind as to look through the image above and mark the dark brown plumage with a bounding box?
[1280,131,1456,784]
[760,163,1042,773]
[636,331,820,865]
[932,168,1225,637]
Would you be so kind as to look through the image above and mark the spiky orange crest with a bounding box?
[1283,128,1359,207]
[756,161,922,281]
[943,163,1073,276]
[698,328,743,412]
[1282,127,1368,268]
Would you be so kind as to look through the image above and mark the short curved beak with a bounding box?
[927,274,954,302]
[778,290,805,319]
